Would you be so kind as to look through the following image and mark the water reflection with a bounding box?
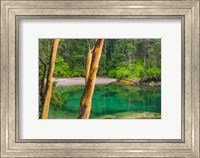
[49,85,161,119]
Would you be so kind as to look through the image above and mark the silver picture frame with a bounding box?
[1,0,199,157]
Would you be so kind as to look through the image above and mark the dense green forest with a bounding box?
[39,39,161,118]
[39,39,161,80]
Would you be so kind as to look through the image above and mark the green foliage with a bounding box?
[39,95,43,117]
[107,53,127,70]
[131,60,145,78]
[71,67,85,77]
[98,53,107,76]
[108,59,161,80]
[145,67,161,80]
[39,39,161,80]
[50,83,63,111]
[108,66,130,79]
[54,56,70,77]
[51,92,63,111]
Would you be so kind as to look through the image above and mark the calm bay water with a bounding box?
[48,85,161,119]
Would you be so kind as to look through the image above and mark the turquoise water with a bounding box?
[48,85,161,119]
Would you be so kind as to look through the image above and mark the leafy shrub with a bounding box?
[116,67,130,79]
[50,83,63,111]
[145,67,161,79]
[108,60,146,79]
[108,69,116,78]
[131,60,145,78]
[54,56,70,77]
[71,67,85,77]
[108,66,130,79]
[51,91,63,111]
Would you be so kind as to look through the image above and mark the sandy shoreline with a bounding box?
[53,77,117,87]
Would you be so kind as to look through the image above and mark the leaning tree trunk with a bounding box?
[41,39,60,119]
[39,57,47,99]
[78,39,104,119]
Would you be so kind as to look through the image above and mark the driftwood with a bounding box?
[78,39,104,119]
[41,39,60,119]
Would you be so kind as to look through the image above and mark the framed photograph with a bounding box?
[1,0,199,157]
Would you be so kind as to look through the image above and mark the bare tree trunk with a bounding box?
[85,50,93,84]
[39,57,47,99]
[128,53,132,70]
[129,56,132,70]
[78,39,104,119]
[103,42,107,73]
[41,39,60,119]
[143,47,146,67]
[143,40,148,67]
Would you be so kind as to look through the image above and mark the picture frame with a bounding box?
[0,0,199,157]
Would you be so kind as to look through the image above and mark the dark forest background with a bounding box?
[39,39,161,81]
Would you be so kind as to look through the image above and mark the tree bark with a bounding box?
[85,50,93,84]
[103,42,107,73]
[78,39,104,119]
[129,54,132,70]
[39,57,47,99]
[41,39,60,119]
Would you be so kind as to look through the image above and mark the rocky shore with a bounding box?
[109,78,161,87]
[54,77,117,87]
[54,77,161,87]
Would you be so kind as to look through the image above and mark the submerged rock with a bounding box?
[140,81,161,87]
[93,111,161,119]
[109,78,161,87]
